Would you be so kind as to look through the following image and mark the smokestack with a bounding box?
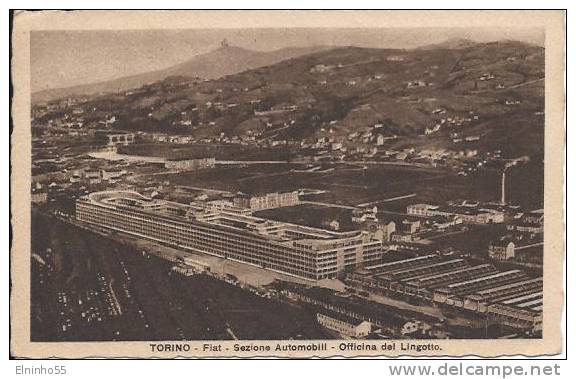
[501,160,519,205]
[501,170,506,205]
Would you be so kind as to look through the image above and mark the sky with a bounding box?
[31,27,544,92]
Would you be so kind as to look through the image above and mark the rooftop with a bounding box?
[81,190,368,248]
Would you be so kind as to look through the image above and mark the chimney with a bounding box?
[501,170,506,205]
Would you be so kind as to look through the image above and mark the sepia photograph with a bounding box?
[10,9,566,359]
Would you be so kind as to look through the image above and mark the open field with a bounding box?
[255,204,356,231]
[140,160,543,209]
[119,142,297,161]
[142,163,448,205]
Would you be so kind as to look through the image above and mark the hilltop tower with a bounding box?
[221,38,230,48]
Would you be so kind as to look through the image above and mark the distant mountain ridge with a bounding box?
[416,38,480,50]
[32,38,540,104]
[32,44,333,103]
[417,38,540,51]
[32,39,545,158]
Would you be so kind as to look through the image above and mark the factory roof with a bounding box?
[408,264,495,286]
[447,270,522,289]
[80,190,367,248]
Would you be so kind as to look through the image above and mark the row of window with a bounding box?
[77,202,383,280]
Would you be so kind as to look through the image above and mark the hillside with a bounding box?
[32,44,331,103]
[34,40,545,158]
[416,38,479,50]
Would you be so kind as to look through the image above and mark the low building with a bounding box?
[488,240,516,261]
[489,235,543,264]
[316,312,372,338]
[352,207,378,224]
[407,203,504,224]
[181,256,211,273]
[508,211,544,234]
[165,157,216,171]
[329,220,341,231]
[390,233,420,243]
[202,199,253,216]
[101,168,126,182]
[83,169,101,180]
[233,191,300,211]
[345,253,543,334]
[366,220,396,242]
[83,169,102,185]
[95,131,135,146]
[87,177,102,185]
[514,243,544,265]
[31,190,48,204]
[401,320,432,336]
[402,219,421,234]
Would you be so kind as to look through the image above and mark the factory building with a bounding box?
[407,203,505,224]
[488,239,516,261]
[316,312,372,339]
[94,130,135,146]
[31,190,48,204]
[233,191,300,211]
[507,211,544,234]
[346,255,542,333]
[76,191,383,280]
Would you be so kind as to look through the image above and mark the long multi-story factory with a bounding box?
[76,191,383,280]
[346,255,542,334]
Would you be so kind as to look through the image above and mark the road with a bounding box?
[173,185,232,195]
[237,170,295,182]
[515,242,544,251]
[300,201,358,210]
[130,170,179,180]
[217,160,290,165]
[424,229,468,241]
[357,193,417,207]
[469,78,544,94]
[504,78,544,89]
[216,160,443,171]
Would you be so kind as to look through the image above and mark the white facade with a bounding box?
[317,313,371,338]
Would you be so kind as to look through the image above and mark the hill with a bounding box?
[33,40,545,158]
[416,38,479,50]
[32,44,331,103]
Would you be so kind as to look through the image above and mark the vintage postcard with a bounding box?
[10,10,565,358]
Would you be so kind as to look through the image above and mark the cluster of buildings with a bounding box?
[233,191,300,211]
[72,189,545,335]
[94,131,135,147]
[164,157,216,171]
[488,211,544,265]
[33,96,119,132]
[311,123,396,154]
[346,254,542,334]
[70,167,128,185]
[407,201,506,224]
[75,190,384,280]
[301,121,496,168]
[145,131,261,146]
[507,211,544,234]
[31,188,48,203]
[316,312,372,339]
